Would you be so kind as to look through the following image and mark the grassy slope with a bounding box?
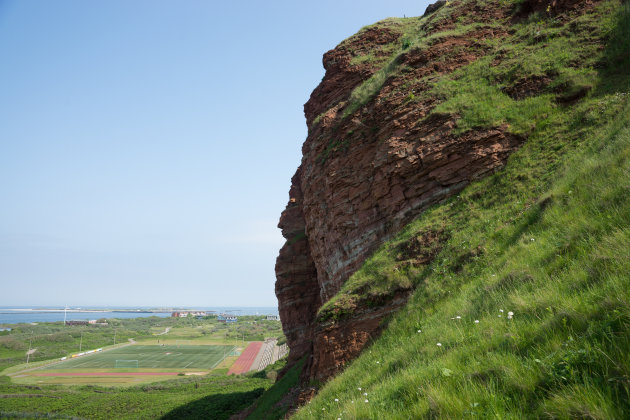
[245,358,305,419]
[291,1,630,418]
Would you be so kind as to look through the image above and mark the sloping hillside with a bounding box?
[294,91,630,419]
[269,0,630,417]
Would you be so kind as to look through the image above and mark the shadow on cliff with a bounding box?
[600,0,630,82]
[560,2,630,136]
[598,1,630,90]
[159,387,265,420]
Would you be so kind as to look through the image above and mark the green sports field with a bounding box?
[43,345,235,370]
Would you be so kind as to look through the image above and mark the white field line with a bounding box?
[68,360,93,368]
[210,346,236,370]
[9,341,136,376]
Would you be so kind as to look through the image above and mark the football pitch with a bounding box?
[43,344,236,370]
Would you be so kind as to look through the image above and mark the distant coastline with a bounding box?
[2,308,171,313]
[0,306,279,325]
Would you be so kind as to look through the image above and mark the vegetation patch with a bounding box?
[245,358,304,420]
[0,373,272,420]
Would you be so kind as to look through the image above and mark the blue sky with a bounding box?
[0,0,431,307]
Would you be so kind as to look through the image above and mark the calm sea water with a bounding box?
[0,307,279,325]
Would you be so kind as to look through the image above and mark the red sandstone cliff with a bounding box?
[275,0,599,387]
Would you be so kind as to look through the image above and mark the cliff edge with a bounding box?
[276,0,609,386]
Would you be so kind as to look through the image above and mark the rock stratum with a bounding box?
[275,0,601,386]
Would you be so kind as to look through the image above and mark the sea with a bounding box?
[0,306,279,325]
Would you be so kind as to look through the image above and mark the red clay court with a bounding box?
[228,342,262,375]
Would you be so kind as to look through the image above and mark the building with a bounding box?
[65,320,88,326]
[171,311,207,318]
[217,314,238,323]
[265,315,280,321]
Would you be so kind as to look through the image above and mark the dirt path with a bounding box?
[155,327,171,336]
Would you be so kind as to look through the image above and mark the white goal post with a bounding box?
[115,359,139,368]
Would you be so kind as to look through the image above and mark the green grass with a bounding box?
[345,17,422,68]
[341,58,404,120]
[336,6,507,123]
[39,345,234,370]
[246,358,305,420]
[0,373,272,420]
[427,2,614,134]
[287,1,630,418]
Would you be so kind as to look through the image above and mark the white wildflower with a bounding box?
[437,342,442,347]
[358,387,362,391]
[474,320,480,324]
[365,399,369,403]
[499,309,504,313]
[417,329,422,333]
[334,398,339,402]
[456,316,462,319]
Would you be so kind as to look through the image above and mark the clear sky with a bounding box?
[0,0,431,308]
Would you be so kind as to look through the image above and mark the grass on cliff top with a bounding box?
[317,0,621,137]
[346,17,422,68]
[294,2,630,418]
[428,2,612,134]
[338,1,501,122]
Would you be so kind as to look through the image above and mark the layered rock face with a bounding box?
[276,0,529,383]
